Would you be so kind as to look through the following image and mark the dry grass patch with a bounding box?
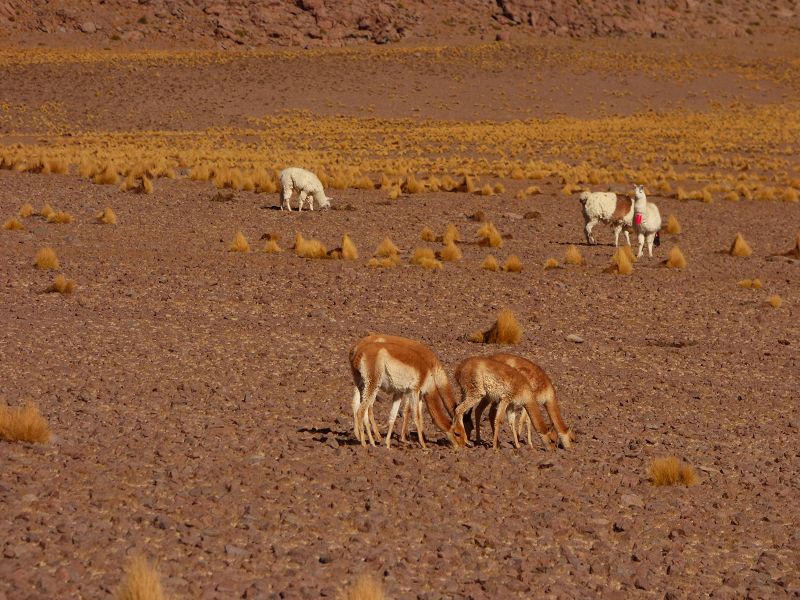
[264,238,282,253]
[375,237,399,259]
[543,257,559,270]
[468,210,486,222]
[115,555,167,600]
[341,233,359,260]
[35,247,59,270]
[47,211,74,224]
[481,255,499,271]
[18,203,34,218]
[367,257,399,268]
[343,573,385,600]
[96,207,117,224]
[503,254,523,272]
[3,217,24,231]
[664,246,687,269]
[0,402,51,444]
[564,245,585,266]
[47,274,76,294]
[477,222,503,248]
[438,241,462,262]
[39,202,54,219]
[767,295,782,308]
[442,223,461,245]
[665,214,682,234]
[420,226,436,242]
[737,278,763,289]
[230,231,250,253]
[470,308,522,344]
[294,232,328,259]
[478,184,494,196]
[604,247,633,275]
[649,456,697,487]
[410,247,443,270]
[729,233,752,257]
[93,165,119,186]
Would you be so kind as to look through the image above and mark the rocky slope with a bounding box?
[0,0,798,48]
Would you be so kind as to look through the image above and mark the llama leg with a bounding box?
[624,228,632,246]
[647,233,655,258]
[613,225,622,247]
[637,232,645,258]
[585,218,598,245]
[282,182,293,211]
[297,190,307,212]
[492,401,508,450]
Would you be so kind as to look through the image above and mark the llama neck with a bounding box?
[424,386,454,432]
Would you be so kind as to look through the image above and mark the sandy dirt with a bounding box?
[1,38,799,599]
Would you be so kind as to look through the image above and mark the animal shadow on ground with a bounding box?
[297,427,452,447]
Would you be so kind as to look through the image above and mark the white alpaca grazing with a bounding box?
[578,190,634,246]
[631,184,662,258]
[279,167,332,211]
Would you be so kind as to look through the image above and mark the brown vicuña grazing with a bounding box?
[452,356,554,450]
[349,335,468,449]
[114,555,167,600]
[0,402,51,443]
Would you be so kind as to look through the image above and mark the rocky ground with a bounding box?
[0,0,799,49]
[1,34,799,600]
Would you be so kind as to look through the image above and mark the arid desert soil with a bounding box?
[1,38,799,599]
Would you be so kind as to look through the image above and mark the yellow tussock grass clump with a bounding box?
[494,183,505,194]
[510,167,524,180]
[543,258,559,270]
[140,176,154,195]
[93,166,119,186]
[729,233,752,257]
[35,247,59,270]
[503,254,523,272]
[525,185,541,195]
[342,233,358,260]
[649,456,697,487]
[472,308,522,345]
[402,174,424,194]
[375,237,399,259]
[477,222,503,248]
[782,188,799,202]
[665,214,681,234]
[767,295,782,308]
[96,207,117,225]
[344,573,386,600]
[439,241,462,262]
[420,226,436,242]
[481,255,499,271]
[664,246,687,269]
[190,165,212,181]
[264,239,282,254]
[737,278,762,289]
[367,257,398,268]
[47,211,74,224]
[478,184,494,196]
[564,245,585,266]
[40,203,54,219]
[294,232,328,259]
[230,231,250,253]
[0,402,51,444]
[48,274,76,294]
[605,247,633,275]
[468,210,486,222]
[3,217,24,231]
[723,191,740,202]
[19,203,34,218]
[114,555,167,600]
[410,247,442,270]
[442,223,461,245]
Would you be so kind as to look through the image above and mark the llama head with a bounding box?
[318,194,332,210]
[578,191,590,203]
[633,184,647,202]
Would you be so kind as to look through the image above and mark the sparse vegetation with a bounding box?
[767,295,782,308]
[564,245,585,266]
[665,214,681,234]
[47,211,74,224]
[664,246,687,269]
[39,202,54,219]
[503,254,522,272]
[470,308,522,345]
[375,237,400,260]
[481,255,498,271]
[543,257,559,270]
[439,241,461,262]
[729,233,752,257]
[0,402,51,443]
[605,247,633,274]
[410,247,442,270]
[114,555,167,600]
[476,222,502,248]
[343,573,385,600]
[3,217,24,231]
[442,223,461,245]
[420,226,435,242]
[649,456,697,486]
[737,278,763,289]
[341,233,358,260]
[96,207,117,224]
[35,247,59,270]
[48,274,75,294]
[294,232,328,259]
[230,231,250,253]
[18,203,34,218]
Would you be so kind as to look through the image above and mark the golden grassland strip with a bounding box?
[1,106,798,198]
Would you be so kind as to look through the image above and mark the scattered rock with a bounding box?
[566,334,584,343]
